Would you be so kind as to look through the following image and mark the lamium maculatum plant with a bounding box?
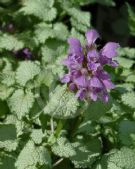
[0,0,135,169]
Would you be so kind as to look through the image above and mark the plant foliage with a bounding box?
[0,0,135,168]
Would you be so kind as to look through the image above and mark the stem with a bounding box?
[50,117,54,134]
[70,101,89,138]
[53,158,63,167]
[55,120,65,137]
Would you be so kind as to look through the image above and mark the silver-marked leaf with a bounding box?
[15,140,51,169]
[0,124,17,151]
[44,85,79,119]
[8,89,34,119]
[20,0,57,21]
[16,61,40,86]
[52,137,76,158]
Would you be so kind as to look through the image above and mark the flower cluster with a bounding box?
[61,29,120,102]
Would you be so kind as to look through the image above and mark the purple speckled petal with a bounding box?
[62,55,83,70]
[85,29,100,46]
[102,80,115,89]
[101,42,120,58]
[70,70,81,80]
[76,89,86,100]
[87,62,100,72]
[90,77,103,88]
[90,91,98,101]
[99,55,119,67]
[87,49,99,61]
[74,75,87,88]
[81,68,88,75]
[68,38,83,56]
[96,70,110,80]
[102,91,109,102]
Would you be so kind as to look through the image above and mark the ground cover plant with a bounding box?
[0,0,135,169]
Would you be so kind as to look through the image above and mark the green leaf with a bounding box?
[0,34,24,51]
[44,85,79,119]
[31,129,44,144]
[52,137,76,158]
[47,55,65,77]
[53,23,69,40]
[116,83,134,92]
[0,59,15,86]
[116,56,134,69]
[75,0,115,6]
[41,45,56,64]
[41,39,67,64]
[127,3,135,36]
[1,71,15,87]
[0,101,8,117]
[70,138,101,168]
[35,22,69,44]
[20,0,57,21]
[4,115,29,137]
[121,92,135,109]
[84,100,112,121]
[77,120,95,135]
[126,74,135,83]
[71,18,89,32]
[19,31,37,49]
[16,61,40,86]
[0,153,15,169]
[36,69,54,87]
[105,148,135,169]
[0,84,14,101]
[8,89,35,119]
[34,23,54,44]
[0,124,17,151]
[119,120,135,146]
[67,7,91,32]
[118,47,135,59]
[15,140,51,169]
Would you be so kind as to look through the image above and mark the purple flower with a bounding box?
[13,48,33,60]
[62,38,84,70]
[60,29,120,102]
[74,75,88,88]
[76,88,86,100]
[87,62,100,72]
[87,49,99,62]
[86,29,100,46]
[68,38,83,57]
[89,76,103,88]
[22,48,33,59]
[99,42,120,67]
[101,42,120,58]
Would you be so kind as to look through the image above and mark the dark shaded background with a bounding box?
[81,0,135,47]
